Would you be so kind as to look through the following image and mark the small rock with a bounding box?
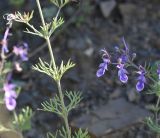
[99,0,117,18]
[72,98,150,136]
[119,3,146,24]
[84,47,94,57]
[109,88,122,99]
[127,88,140,102]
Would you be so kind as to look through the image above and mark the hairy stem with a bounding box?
[36,0,71,137]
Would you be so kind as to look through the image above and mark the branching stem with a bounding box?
[36,0,71,137]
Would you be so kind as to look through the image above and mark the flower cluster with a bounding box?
[0,26,29,111]
[13,42,29,61]
[96,38,156,92]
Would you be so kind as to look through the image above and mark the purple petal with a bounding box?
[5,90,17,98]
[118,68,128,76]
[23,42,28,49]
[13,45,28,61]
[5,97,16,111]
[20,53,28,61]
[96,68,105,77]
[99,63,108,70]
[121,54,128,63]
[136,81,144,92]
[13,46,19,55]
[119,73,128,83]
[3,83,16,92]
[137,75,146,83]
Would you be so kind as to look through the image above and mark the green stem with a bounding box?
[55,7,61,20]
[46,37,57,70]
[36,0,45,27]
[26,22,42,36]
[36,0,71,137]
[57,80,71,138]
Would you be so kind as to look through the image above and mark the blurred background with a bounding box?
[1,0,160,137]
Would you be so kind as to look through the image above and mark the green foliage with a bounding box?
[41,95,63,116]
[12,10,64,39]
[41,91,82,116]
[2,62,12,74]
[148,81,160,97]
[145,117,160,133]
[46,127,71,138]
[59,126,69,138]
[25,25,43,38]
[73,128,90,138]
[32,58,75,81]
[47,128,90,138]
[50,0,70,8]
[13,107,33,132]
[9,0,25,7]
[146,104,160,113]
[47,132,57,138]
[65,91,82,112]
[13,11,34,24]
[151,61,160,80]
[58,60,75,80]
[47,132,58,138]
[49,17,64,37]
[39,17,64,38]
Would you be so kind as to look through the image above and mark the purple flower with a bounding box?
[96,58,110,77]
[96,49,110,77]
[3,83,17,111]
[136,66,146,92]
[117,63,128,83]
[157,64,160,80]
[13,43,29,61]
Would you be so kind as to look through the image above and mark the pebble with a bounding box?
[99,0,117,18]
